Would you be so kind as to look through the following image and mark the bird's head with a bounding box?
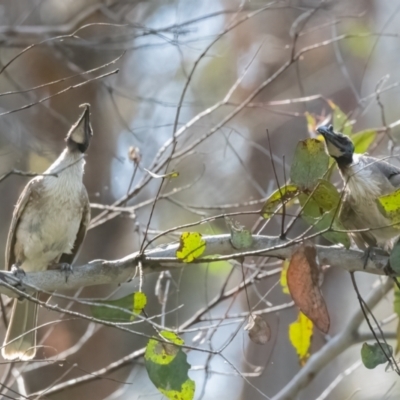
[317,124,354,164]
[66,104,93,153]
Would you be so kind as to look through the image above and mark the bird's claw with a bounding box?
[55,263,73,282]
[11,264,25,279]
[361,246,389,269]
[10,263,26,294]
[361,247,372,269]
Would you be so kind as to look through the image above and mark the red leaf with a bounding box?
[287,243,330,333]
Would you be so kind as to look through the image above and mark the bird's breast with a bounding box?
[15,176,84,272]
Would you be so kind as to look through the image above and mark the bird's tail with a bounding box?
[2,298,38,360]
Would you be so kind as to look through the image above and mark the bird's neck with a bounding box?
[333,153,353,172]
[45,147,85,179]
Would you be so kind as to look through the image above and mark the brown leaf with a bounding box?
[245,315,271,345]
[287,243,330,333]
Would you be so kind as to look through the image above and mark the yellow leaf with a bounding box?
[145,331,184,365]
[305,179,340,211]
[289,312,313,365]
[176,232,206,263]
[305,112,317,135]
[133,292,147,313]
[160,379,195,400]
[145,331,195,400]
[261,185,299,219]
[280,260,290,294]
[377,189,400,227]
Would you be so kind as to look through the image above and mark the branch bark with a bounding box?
[0,234,390,298]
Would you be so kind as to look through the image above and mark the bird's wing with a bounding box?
[59,188,90,265]
[5,179,41,270]
[339,195,377,249]
[367,157,400,188]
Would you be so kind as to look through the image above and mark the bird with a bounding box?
[317,124,400,252]
[2,104,92,360]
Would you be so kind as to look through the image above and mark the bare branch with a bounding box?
[0,234,389,298]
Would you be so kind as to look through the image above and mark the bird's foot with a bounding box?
[11,263,25,280]
[54,263,73,282]
[361,247,372,269]
[361,246,389,269]
[10,263,26,295]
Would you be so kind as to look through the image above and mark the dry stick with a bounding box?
[0,170,57,185]
[90,5,296,230]
[139,4,274,253]
[266,129,286,239]
[0,3,122,36]
[0,53,124,98]
[0,69,118,118]
[168,33,400,169]
[0,22,126,76]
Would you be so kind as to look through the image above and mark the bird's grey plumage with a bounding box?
[317,125,400,250]
[2,104,92,360]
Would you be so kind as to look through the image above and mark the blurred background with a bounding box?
[0,0,399,399]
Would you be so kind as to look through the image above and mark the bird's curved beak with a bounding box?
[317,124,353,160]
[66,103,93,153]
[317,125,337,144]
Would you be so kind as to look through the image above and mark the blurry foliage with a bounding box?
[343,21,374,58]
[193,40,236,99]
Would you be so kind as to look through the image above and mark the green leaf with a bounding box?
[225,217,253,249]
[351,129,376,154]
[290,139,329,190]
[304,179,341,212]
[261,184,299,219]
[377,189,400,227]
[361,342,393,369]
[299,193,350,248]
[327,100,352,135]
[91,292,147,322]
[176,232,206,263]
[145,331,195,400]
[343,21,373,58]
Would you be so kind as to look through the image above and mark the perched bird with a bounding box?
[2,104,92,360]
[317,124,400,251]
